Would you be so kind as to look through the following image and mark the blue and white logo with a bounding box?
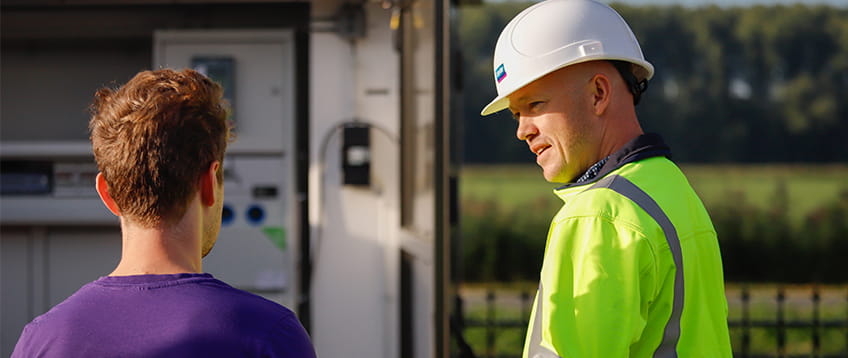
[496,64,507,83]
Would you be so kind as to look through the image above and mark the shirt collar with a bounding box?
[574,156,610,184]
[558,133,672,189]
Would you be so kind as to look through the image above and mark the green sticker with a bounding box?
[262,227,286,252]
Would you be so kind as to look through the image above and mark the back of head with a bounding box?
[89,69,231,228]
[481,0,653,116]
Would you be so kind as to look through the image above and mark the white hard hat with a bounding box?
[480,0,655,116]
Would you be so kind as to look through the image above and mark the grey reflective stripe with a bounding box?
[527,285,561,358]
[590,175,684,358]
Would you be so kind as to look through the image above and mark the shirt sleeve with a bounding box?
[539,215,658,357]
[10,322,46,358]
[261,311,318,358]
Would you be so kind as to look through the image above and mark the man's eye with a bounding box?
[529,101,545,110]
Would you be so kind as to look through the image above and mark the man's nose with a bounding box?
[516,116,538,141]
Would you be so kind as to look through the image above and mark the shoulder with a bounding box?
[10,281,103,357]
[22,279,101,327]
[614,157,692,195]
[558,157,696,224]
[258,311,317,358]
[555,181,657,234]
[161,279,315,355]
[613,157,716,234]
[211,285,317,358]
[549,159,686,249]
[192,278,297,317]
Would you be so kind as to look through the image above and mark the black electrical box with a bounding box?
[342,125,371,186]
[0,160,53,195]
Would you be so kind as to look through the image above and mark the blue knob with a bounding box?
[246,205,265,225]
[221,204,234,226]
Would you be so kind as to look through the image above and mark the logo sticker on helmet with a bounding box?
[496,64,507,83]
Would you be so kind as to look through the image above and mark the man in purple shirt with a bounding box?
[12,69,316,358]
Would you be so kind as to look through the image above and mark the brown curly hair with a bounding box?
[90,69,232,228]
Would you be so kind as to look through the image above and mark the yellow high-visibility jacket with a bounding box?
[524,135,732,358]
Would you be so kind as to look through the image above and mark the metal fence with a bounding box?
[455,285,848,358]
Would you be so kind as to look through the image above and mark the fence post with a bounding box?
[812,285,820,358]
[486,291,495,358]
[453,294,478,358]
[777,286,785,358]
[742,285,750,358]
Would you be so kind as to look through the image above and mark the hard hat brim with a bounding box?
[480,95,510,116]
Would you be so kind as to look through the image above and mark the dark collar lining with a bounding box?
[557,133,672,190]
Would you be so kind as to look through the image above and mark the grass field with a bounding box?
[460,163,848,227]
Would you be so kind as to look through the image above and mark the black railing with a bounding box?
[454,285,848,358]
[729,285,848,358]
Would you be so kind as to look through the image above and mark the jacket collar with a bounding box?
[556,133,672,190]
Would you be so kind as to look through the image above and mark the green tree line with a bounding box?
[458,3,848,163]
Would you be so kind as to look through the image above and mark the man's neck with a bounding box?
[110,210,203,276]
[598,108,643,160]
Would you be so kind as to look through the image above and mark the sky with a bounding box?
[601,0,847,6]
[487,0,848,8]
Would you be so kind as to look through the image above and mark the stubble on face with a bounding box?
[512,65,601,184]
[544,113,593,183]
[200,184,223,258]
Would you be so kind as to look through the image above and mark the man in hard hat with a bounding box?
[12,69,316,357]
[481,0,732,356]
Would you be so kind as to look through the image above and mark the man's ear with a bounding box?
[95,173,121,216]
[591,73,612,116]
[200,161,221,207]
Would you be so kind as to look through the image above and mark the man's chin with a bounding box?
[542,169,572,184]
[546,176,578,185]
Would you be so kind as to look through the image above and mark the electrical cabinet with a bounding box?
[0,32,299,353]
[154,30,298,306]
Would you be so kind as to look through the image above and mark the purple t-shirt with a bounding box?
[12,273,316,358]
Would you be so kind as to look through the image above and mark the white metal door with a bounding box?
[154,30,298,308]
